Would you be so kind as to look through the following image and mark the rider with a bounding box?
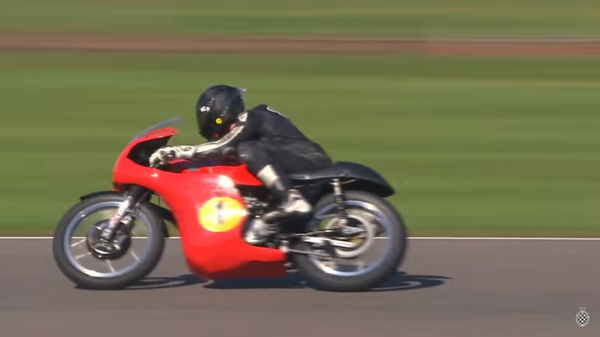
[149,85,332,244]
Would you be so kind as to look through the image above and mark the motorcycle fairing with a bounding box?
[113,128,286,279]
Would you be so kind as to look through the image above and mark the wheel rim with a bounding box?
[63,201,155,278]
[307,200,396,277]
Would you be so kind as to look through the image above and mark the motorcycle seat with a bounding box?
[291,161,388,181]
[289,162,357,181]
[288,161,394,197]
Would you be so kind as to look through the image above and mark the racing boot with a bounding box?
[262,188,312,223]
[245,165,312,245]
[245,189,312,245]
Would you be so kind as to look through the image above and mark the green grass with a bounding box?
[1,0,600,38]
[0,52,599,235]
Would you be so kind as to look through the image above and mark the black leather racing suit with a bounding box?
[184,104,332,193]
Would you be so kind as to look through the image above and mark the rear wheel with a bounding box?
[52,193,165,289]
[292,191,407,291]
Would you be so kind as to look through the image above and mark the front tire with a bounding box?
[53,193,165,289]
[292,191,407,291]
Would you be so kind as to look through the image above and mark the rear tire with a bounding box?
[292,191,407,291]
[52,193,165,290]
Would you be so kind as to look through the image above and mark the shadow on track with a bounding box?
[206,270,306,289]
[125,274,207,290]
[124,271,450,291]
[370,272,451,292]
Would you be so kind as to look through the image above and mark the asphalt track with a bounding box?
[0,238,598,337]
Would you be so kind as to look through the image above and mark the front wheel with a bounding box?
[292,191,407,291]
[52,193,165,289]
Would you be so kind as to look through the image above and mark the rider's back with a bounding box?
[247,105,311,143]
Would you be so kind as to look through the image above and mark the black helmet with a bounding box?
[196,85,245,140]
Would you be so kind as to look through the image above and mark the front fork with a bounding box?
[100,185,149,241]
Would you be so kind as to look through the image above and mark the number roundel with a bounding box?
[197,197,247,232]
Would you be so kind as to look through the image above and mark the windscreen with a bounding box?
[129,116,182,143]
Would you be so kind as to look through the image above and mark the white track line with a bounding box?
[409,237,600,240]
[2,236,600,241]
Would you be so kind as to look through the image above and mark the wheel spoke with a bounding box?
[74,252,92,259]
[130,249,139,262]
[356,259,366,270]
[323,259,337,270]
[106,259,115,273]
[70,238,86,248]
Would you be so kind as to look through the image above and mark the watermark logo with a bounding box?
[576,307,590,327]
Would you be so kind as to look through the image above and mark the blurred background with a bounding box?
[1,0,599,236]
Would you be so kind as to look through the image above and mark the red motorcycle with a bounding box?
[53,118,407,291]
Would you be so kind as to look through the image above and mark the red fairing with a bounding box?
[191,165,263,186]
[113,127,286,279]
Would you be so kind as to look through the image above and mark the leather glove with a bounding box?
[149,147,177,167]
